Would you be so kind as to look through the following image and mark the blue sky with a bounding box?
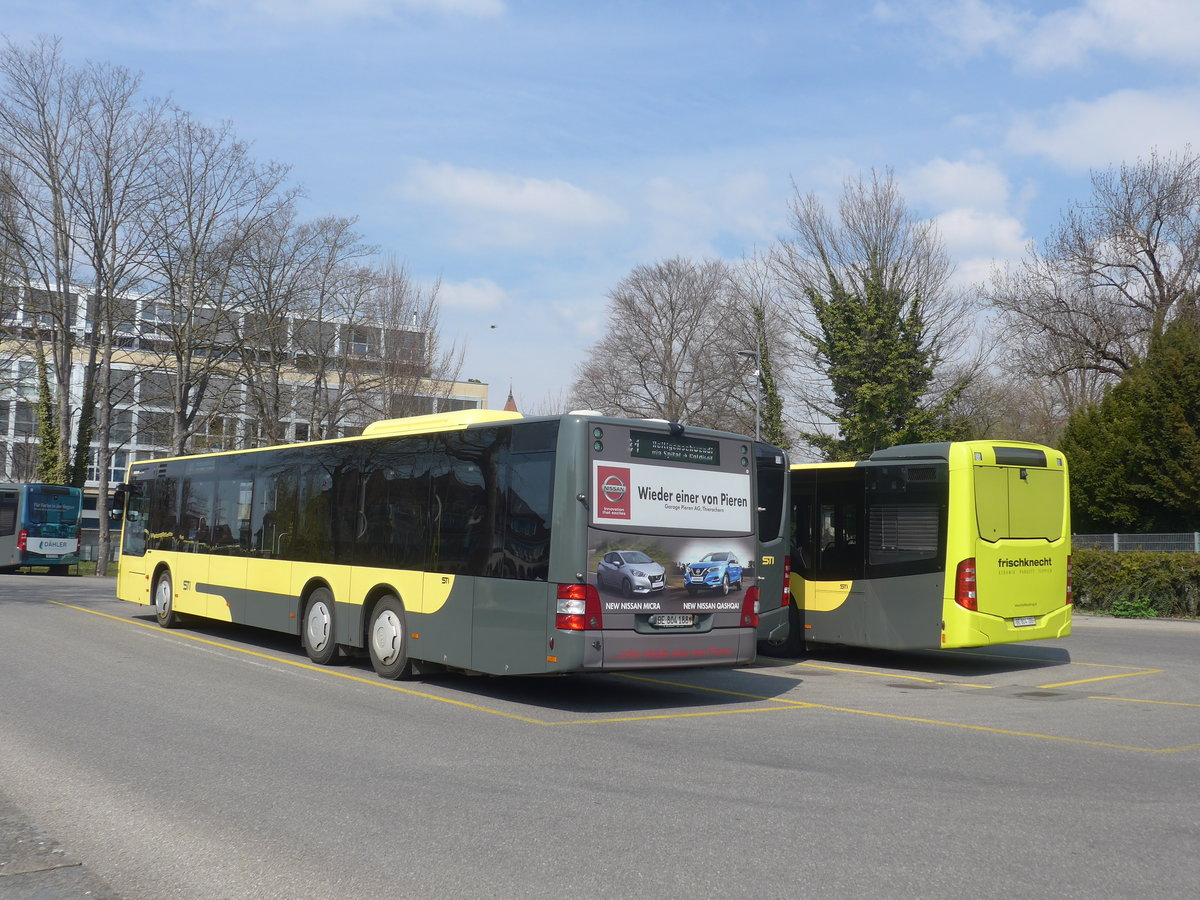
[4,0,1199,410]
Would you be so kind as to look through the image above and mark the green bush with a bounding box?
[1072,548,1200,618]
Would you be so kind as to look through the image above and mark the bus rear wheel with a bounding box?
[154,569,180,628]
[302,588,340,665]
[368,595,411,680]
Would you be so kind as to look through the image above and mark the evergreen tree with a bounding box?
[34,350,67,485]
[1062,315,1200,531]
[803,278,966,460]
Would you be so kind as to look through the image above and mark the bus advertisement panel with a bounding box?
[585,425,766,669]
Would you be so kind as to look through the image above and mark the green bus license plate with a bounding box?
[1013,616,1037,627]
[650,614,694,627]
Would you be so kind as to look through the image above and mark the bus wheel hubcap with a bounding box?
[155,581,170,615]
[372,610,403,665]
[306,602,331,651]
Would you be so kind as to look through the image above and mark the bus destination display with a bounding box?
[628,430,721,466]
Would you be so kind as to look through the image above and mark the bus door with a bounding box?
[177,462,216,618]
[206,456,257,623]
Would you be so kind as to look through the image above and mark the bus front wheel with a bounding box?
[302,588,340,665]
[368,595,411,680]
[154,569,180,628]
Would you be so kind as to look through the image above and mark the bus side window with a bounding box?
[0,492,17,537]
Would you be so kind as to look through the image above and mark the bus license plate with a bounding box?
[650,614,694,627]
[1013,616,1037,627]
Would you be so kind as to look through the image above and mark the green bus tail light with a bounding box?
[955,558,977,611]
[555,584,602,631]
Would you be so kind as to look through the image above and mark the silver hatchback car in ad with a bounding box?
[596,550,667,596]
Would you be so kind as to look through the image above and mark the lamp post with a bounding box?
[736,347,761,441]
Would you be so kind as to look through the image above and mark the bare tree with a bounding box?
[985,147,1200,414]
[571,256,751,428]
[357,258,463,422]
[67,62,165,571]
[0,36,87,483]
[138,109,294,455]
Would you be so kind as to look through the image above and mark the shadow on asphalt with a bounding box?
[126,610,805,711]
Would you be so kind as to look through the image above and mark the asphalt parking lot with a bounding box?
[2,576,1198,898]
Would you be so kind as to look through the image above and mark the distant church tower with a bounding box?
[503,383,518,412]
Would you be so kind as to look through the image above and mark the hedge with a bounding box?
[1072,548,1200,618]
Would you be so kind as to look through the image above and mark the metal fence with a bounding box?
[1073,533,1200,552]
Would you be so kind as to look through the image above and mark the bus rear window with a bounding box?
[975,466,1063,542]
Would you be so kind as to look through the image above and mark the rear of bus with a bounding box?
[2,484,82,572]
[553,417,777,671]
[942,442,1072,647]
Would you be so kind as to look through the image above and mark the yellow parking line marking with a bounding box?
[783,660,995,689]
[552,705,809,726]
[1089,696,1200,709]
[794,703,1198,754]
[55,602,1198,751]
[1038,670,1161,689]
[51,601,547,724]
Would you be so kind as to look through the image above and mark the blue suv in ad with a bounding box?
[683,551,743,595]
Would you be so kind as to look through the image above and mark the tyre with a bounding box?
[621,578,633,598]
[719,574,730,596]
[367,595,411,680]
[49,565,70,576]
[302,587,339,665]
[686,585,698,596]
[153,568,180,628]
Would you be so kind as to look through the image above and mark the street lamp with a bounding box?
[736,348,761,441]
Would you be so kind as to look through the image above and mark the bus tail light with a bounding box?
[17,529,27,551]
[781,556,791,607]
[555,584,602,631]
[1066,555,1073,605]
[954,558,977,611]
[741,587,760,627]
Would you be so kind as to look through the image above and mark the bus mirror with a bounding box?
[110,483,128,519]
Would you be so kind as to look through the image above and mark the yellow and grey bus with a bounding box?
[116,410,788,677]
[765,441,1072,654]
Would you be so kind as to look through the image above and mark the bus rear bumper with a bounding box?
[584,627,757,670]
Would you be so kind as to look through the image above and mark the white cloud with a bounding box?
[1020,0,1200,70]
[933,0,1200,69]
[439,277,508,311]
[1006,88,1200,171]
[935,207,1030,289]
[401,162,626,247]
[933,0,1025,59]
[636,170,777,261]
[902,158,1011,213]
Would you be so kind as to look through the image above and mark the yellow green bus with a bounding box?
[764,441,1072,654]
[115,410,788,677]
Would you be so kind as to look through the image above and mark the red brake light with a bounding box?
[1066,555,1073,605]
[955,558,977,611]
[781,556,791,607]
[555,583,602,631]
[741,586,760,627]
[17,529,27,551]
